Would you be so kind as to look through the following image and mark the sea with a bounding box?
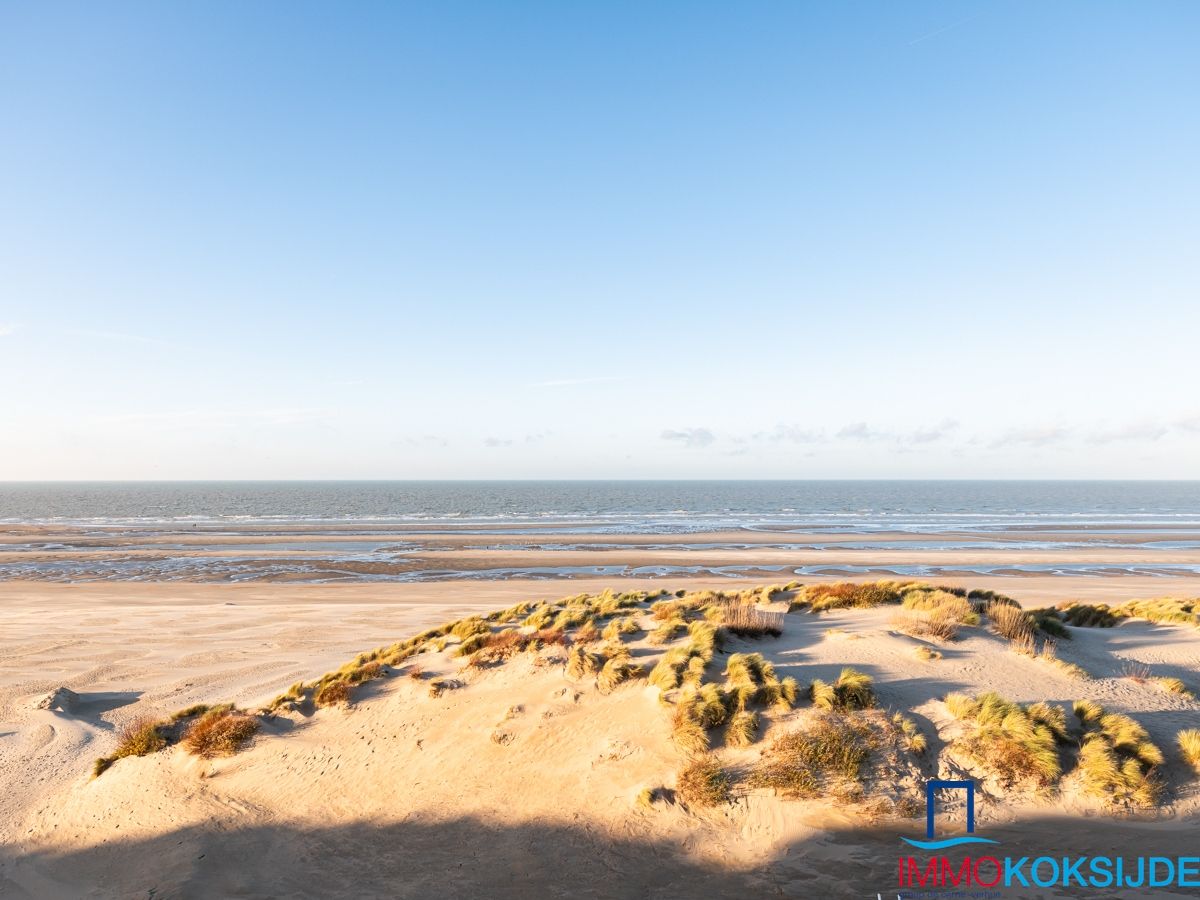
[3,480,1200,532]
[4,481,1200,582]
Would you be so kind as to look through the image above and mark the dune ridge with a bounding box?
[4,580,1200,899]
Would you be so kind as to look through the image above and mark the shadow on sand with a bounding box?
[4,810,1200,900]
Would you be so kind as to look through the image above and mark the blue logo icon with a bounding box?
[900,779,1000,850]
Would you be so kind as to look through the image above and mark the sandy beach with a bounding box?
[3,541,1200,897]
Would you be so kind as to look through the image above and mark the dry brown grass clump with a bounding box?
[93,717,172,777]
[650,600,682,621]
[676,755,730,807]
[1073,701,1162,806]
[183,707,259,758]
[945,692,1065,787]
[748,712,875,797]
[913,645,942,662]
[796,580,909,612]
[117,717,169,757]
[573,622,602,644]
[315,680,353,706]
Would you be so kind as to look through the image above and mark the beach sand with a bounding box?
[3,539,1200,898]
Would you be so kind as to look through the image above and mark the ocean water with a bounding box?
[2,480,1200,531]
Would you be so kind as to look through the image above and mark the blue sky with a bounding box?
[1,1,1198,479]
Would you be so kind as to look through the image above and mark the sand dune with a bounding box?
[3,580,1199,898]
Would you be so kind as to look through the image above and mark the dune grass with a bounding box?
[1112,597,1200,628]
[116,718,169,756]
[967,588,1017,607]
[1057,602,1119,628]
[315,680,353,706]
[709,598,784,638]
[93,716,173,776]
[1029,608,1070,639]
[671,703,710,755]
[988,603,1089,678]
[602,617,641,641]
[894,590,978,641]
[649,617,687,645]
[1073,700,1162,806]
[944,692,1065,787]
[892,714,927,754]
[988,602,1036,643]
[726,709,759,747]
[809,667,874,712]
[676,755,731,807]
[913,645,942,662]
[794,580,909,612]
[1153,676,1193,697]
[1177,729,1200,775]
[183,707,259,758]
[748,712,876,798]
[597,648,643,693]
[566,645,603,681]
[723,652,798,711]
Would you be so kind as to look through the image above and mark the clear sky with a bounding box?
[2,2,1198,479]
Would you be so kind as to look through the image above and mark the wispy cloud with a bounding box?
[484,436,513,448]
[661,427,716,449]
[1087,422,1169,444]
[0,323,16,337]
[752,424,826,445]
[1174,414,1200,434]
[529,375,631,388]
[989,425,1071,449]
[92,408,326,428]
[73,328,175,347]
[837,422,889,442]
[908,10,987,46]
[909,419,960,444]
